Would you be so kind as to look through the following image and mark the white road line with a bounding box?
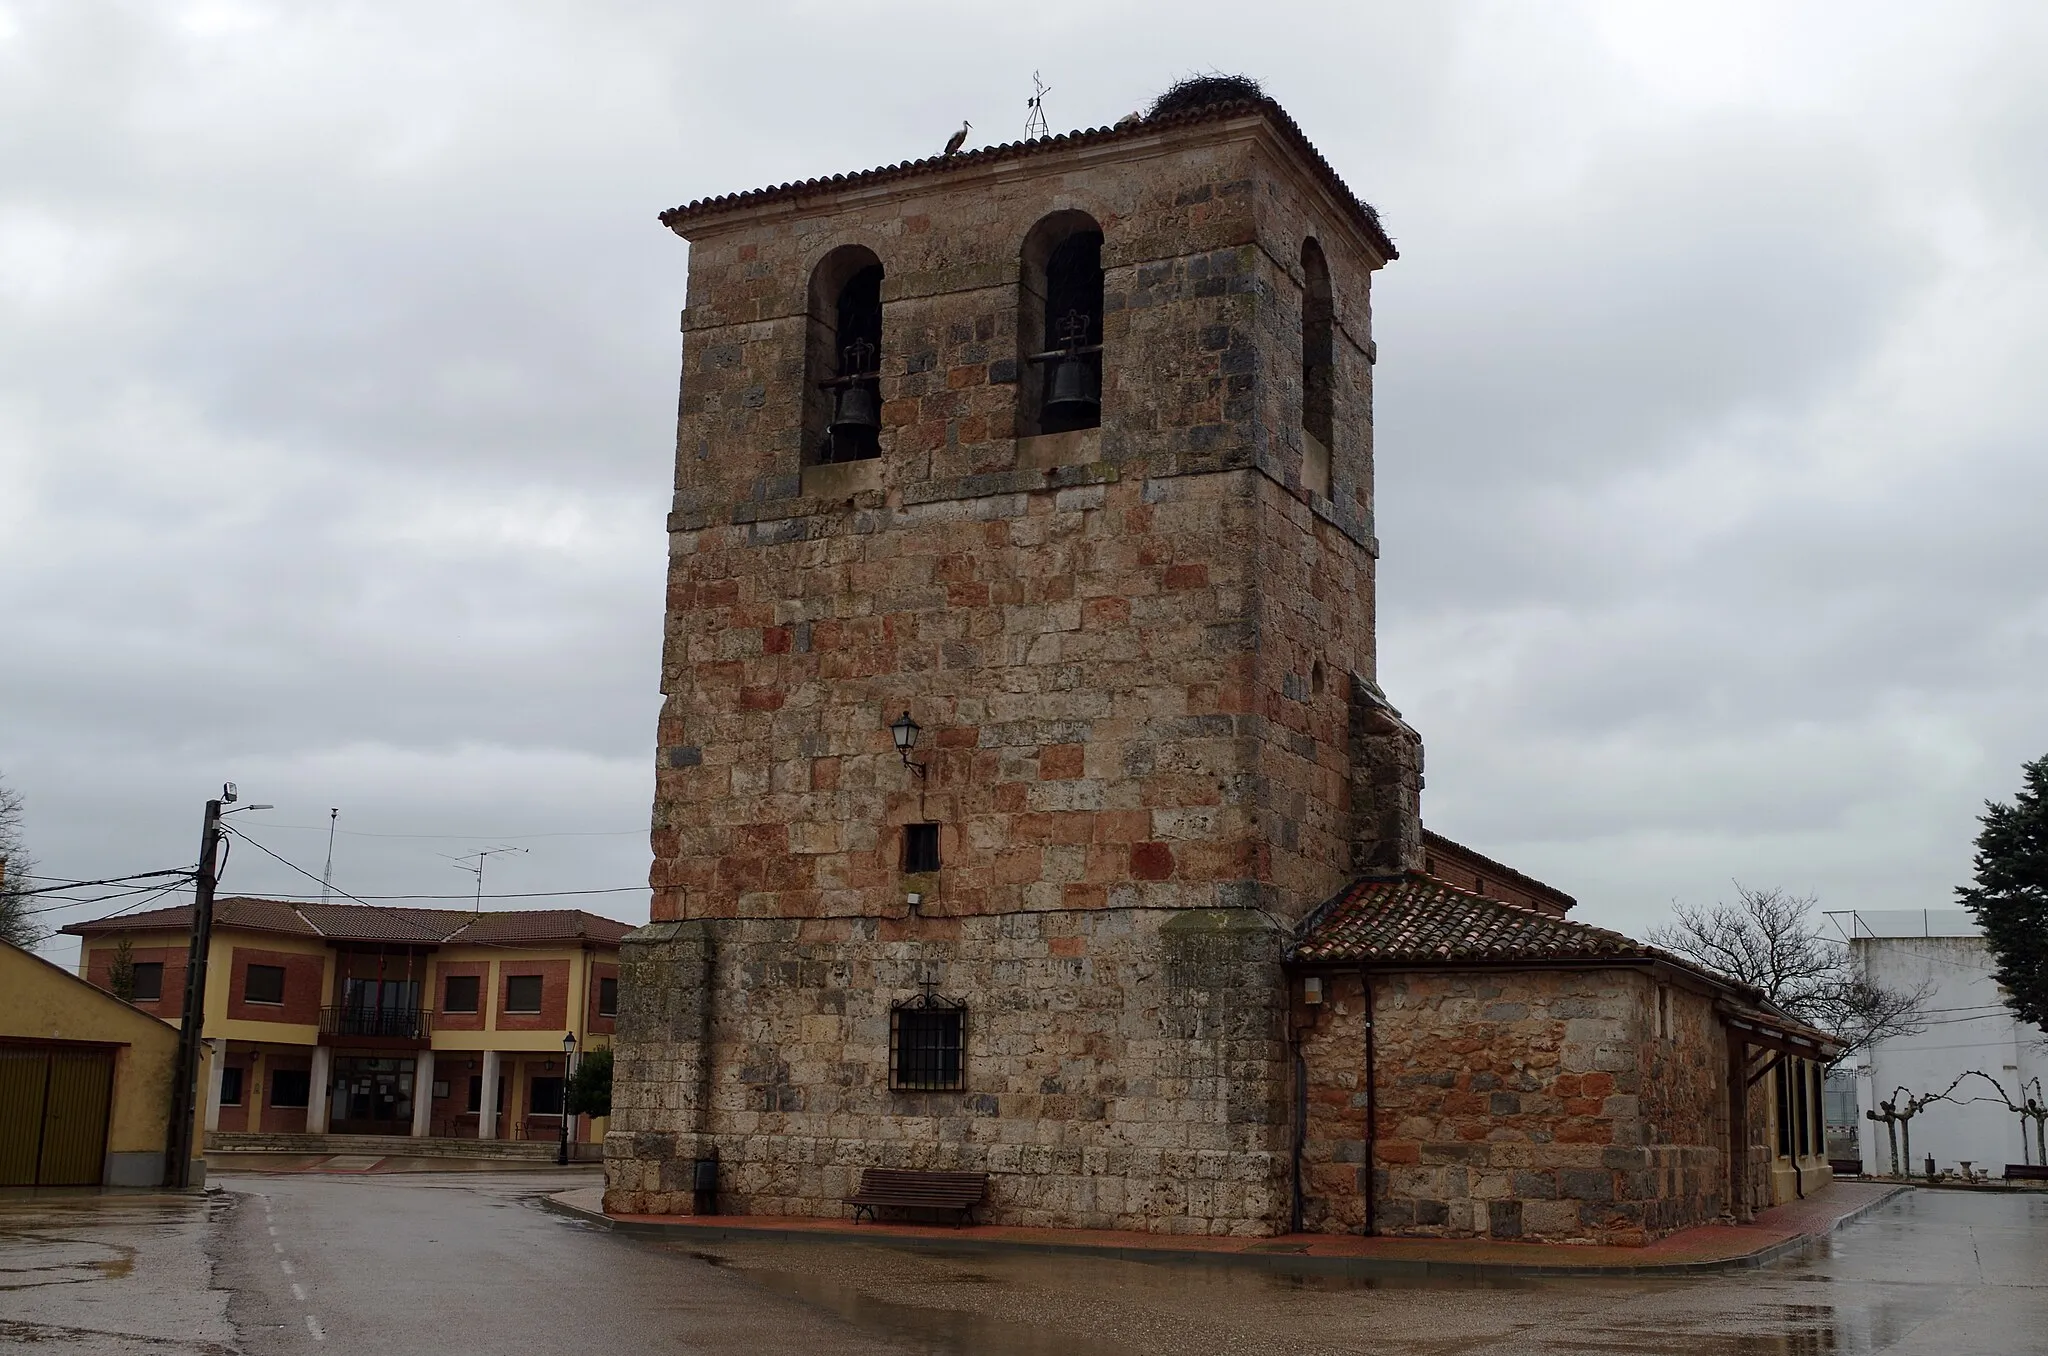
[272,1241,283,1254]
[305,1315,326,1340]
[280,1260,294,1276]
[267,1225,278,1236]
[291,1283,307,1302]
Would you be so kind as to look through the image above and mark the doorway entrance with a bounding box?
[0,1044,114,1186]
[328,1055,415,1135]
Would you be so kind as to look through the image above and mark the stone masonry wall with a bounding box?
[1298,968,1731,1245]
[612,112,1401,1233]
[605,907,1290,1233]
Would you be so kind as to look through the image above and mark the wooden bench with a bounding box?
[2004,1164,2048,1183]
[1828,1158,1863,1177]
[848,1169,988,1226]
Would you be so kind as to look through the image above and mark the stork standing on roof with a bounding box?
[943,120,970,157]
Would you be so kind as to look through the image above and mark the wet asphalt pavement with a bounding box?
[5,1171,2043,1353]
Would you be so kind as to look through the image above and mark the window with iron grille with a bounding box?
[903,823,941,874]
[529,1076,565,1115]
[219,1066,244,1106]
[889,994,965,1091]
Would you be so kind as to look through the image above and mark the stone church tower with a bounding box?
[604,89,1421,1234]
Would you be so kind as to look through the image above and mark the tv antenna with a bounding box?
[319,808,339,904]
[442,845,528,914]
[1025,71,1051,139]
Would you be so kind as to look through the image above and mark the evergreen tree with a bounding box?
[1958,754,2048,1031]
[567,1044,612,1118]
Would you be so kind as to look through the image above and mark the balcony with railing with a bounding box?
[318,1005,433,1045]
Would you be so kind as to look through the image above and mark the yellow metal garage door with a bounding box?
[0,1045,114,1187]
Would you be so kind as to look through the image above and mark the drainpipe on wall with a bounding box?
[1290,1045,1306,1235]
[1362,969,1377,1238]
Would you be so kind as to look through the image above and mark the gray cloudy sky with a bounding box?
[6,1,2044,967]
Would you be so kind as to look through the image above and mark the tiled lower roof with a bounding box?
[1289,874,1649,965]
[1288,873,1841,1051]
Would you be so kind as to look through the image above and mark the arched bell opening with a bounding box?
[804,245,885,465]
[1017,211,1105,438]
[1300,238,1335,499]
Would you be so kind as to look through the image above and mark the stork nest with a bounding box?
[1146,74,1267,120]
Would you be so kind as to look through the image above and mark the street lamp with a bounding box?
[558,1031,577,1167]
[889,710,926,778]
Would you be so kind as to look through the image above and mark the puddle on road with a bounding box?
[659,1237,1980,1356]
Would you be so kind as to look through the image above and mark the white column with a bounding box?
[203,1039,228,1132]
[307,1045,332,1135]
[410,1050,435,1138]
[478,1050,500,1139]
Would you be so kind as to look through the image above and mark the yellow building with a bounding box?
[62,898,630,1151]
[2,938,202,1186]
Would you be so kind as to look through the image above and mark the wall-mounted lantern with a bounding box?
[890,710,927,779]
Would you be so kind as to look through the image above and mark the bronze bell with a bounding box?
[829,380,880,437]
[1044,352,1099,422]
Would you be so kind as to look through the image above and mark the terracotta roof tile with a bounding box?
[61,898,634,947]
[1289,873,1843,1052]
[658,98,1397,261]
[1289,874,1646,965]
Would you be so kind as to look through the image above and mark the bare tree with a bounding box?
[1649,884,1930,1064]
[0,773,40,949]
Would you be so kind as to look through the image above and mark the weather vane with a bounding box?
[1025,71,1050,139]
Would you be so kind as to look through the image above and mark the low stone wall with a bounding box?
[1298,967,1730,1245]
[604,907,1292,1234]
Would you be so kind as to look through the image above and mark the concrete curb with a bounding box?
[540,1184,1912,1280]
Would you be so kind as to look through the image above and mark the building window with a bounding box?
[466,1075,482,1114]
[597,976,618,1018]
[889,993,966,1091]
[444,974,480,1013]
[504,974,543,1014]
[245,963,286,1006]
[804,244,885,465]
[528,1076,565,1116]
[130,961,164,1003]
[219,1067,244,1106]
[1300,237,1334,498]
[903,823,941,874]
[269,1070,310,1109]
[1017,211,1104,437]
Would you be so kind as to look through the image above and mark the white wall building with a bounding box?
[1847,909,2047,1176]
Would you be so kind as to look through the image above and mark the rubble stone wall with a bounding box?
[1298,968,1732,1245]
[610,114,1402,1233]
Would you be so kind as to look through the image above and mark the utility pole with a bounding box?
[163,787,227,1189]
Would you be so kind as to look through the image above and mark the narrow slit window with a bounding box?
[903,823,941,873]
[219,1067,244,1106]
[598,976,619,1018]
[1300,238,1334,499]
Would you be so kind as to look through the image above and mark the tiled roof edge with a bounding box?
[1421,830,1579,911]
[657,98,1396,261]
